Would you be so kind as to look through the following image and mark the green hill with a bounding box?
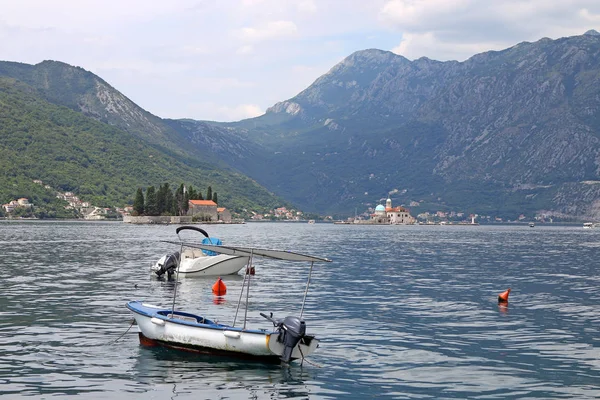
[0,77,286,216]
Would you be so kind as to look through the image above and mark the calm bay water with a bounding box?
[1,221,599,399]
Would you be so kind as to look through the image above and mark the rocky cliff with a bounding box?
[221,31,600,219]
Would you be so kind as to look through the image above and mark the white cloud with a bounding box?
[185,102,264,122]
[580,8,600,22]
[381,0,600,60]
[0,0,193,30]
[380,0,471,30]
[297,0,318,13]
[237,45,254,55]
[392,32,506,62]
[94,59,192,76]
[236,20,298,42]
[234,104,264,119]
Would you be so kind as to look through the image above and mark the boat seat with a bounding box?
[167,313,198,323]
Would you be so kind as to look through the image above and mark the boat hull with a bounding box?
[152,253,249,276]
[178,254,249,275]
[127,301,319,362]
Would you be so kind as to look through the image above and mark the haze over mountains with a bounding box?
[2,31,600,220]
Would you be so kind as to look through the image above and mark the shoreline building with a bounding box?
[187,200,232,222]
[367,198,415,225]
[188,200,218,221]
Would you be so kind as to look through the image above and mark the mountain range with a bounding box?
[2,31,600,220]
[0,62,288,216]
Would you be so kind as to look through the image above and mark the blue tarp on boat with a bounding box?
[201,237,222,256]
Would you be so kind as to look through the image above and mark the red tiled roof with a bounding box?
[217,207,226,212]
[189,200,217,206]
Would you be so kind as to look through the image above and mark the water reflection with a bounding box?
[498,303,509,315]
[131,346,314,398]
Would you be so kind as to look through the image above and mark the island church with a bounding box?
[370,198,415,225]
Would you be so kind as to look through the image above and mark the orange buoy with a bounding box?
[498,288,511,303]
[212,277,226,296]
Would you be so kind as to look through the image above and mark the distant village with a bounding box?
[1,180,127,220]
[2,180,546,224]
[0,179,314,223]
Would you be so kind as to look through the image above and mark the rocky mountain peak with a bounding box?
[232,32,600,218]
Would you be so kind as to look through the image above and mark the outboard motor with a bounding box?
[261,312,307,363]
[153,252,179,279]
[277,316,306,363]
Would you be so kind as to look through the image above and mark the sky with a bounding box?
[1,0,599,122]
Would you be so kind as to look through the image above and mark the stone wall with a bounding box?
[123,216,193,224]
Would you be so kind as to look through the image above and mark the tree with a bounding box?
[156,183,166,215]
[212,192,218,205]
[174,183,190,216]
[206,186,212,202]
[174,184,184,216]
[133,188,144,216]
[156,182,172,215]
[183,191,189,214]
[188,186,202,200]
[164,184,174,215]
[145,186,158,216]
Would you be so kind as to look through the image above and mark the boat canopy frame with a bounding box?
[161,239,332,328]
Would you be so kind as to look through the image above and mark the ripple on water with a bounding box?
[1,222,600,399]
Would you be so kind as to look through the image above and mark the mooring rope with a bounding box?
[111,319,136,344]
[298,345,322,368]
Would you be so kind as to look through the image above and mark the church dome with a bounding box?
[375,205,385,213]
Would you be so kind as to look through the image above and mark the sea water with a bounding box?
[0,221,599,399]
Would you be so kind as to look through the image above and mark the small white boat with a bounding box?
[129,243,332,363]
[583,222,599,229]
[151,226,248,278]
[308,219,316,224]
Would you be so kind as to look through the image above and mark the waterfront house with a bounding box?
[217,207,232,222]
[188,199,218,221]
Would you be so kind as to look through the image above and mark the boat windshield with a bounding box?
[201,237,222,256]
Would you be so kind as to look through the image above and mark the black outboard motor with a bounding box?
[154,252,179,279]
[261,312,307,363]
[277,316,306,363]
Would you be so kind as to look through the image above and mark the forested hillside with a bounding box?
[0,77,286,215]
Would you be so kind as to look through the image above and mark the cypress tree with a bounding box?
[187,186,196,201]
[165,185,174,216]
[175,184,184,216]
[145,186,158,216]
[156,183,167,215]
[133,188,144,216]
[206,186,212,202]
[183,191,190,214]
[212,192,218,205]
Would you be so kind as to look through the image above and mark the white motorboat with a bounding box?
[129,243,332,363]
[151,226,248,278]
